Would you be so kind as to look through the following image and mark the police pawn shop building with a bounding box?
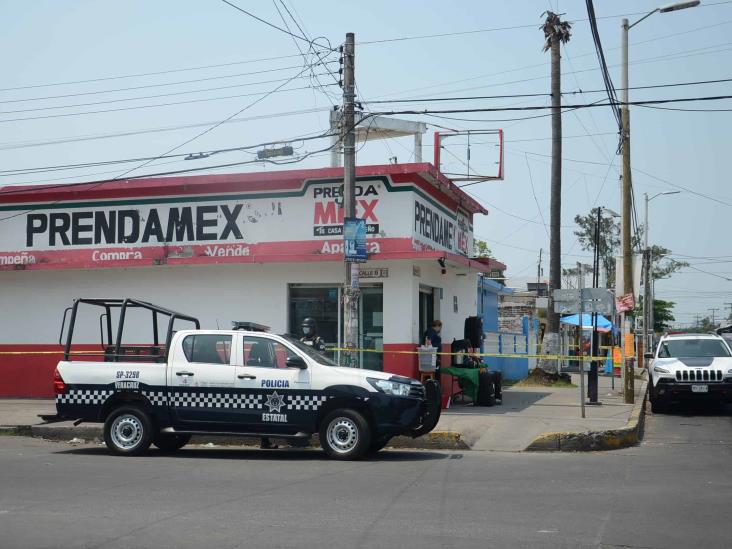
[0,163,492,397]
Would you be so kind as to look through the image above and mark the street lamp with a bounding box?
[643,191,681,355]
[619,0,699,404]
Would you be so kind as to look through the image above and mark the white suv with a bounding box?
[646,333,732,413]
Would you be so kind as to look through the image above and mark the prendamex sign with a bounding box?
[0,178,473,269]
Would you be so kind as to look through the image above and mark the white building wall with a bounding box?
[410,260,480,345]
[0,260,470,347]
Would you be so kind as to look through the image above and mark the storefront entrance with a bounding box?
[288,284,383,370]
[419,286,436,343]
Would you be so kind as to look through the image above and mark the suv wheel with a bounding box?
[104,406,153,456]
[319,409,371,460]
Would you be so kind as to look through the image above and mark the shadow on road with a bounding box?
[53,446,453,462]
[652,401,732,417]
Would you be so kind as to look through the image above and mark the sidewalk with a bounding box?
[437,373,646,451]
[0,374,646,452]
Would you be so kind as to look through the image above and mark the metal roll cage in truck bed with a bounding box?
[60,298,200,362]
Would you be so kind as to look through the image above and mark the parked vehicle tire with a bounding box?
[650,399,667,414]
[319,409,371,460]
[153,433,191,453]
[103,406,154,456]
[476,372,496,406]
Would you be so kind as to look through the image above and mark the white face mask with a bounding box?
[303,326,312,336]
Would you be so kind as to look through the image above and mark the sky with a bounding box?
[1,0,731,328]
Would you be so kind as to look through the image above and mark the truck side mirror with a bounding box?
[644,352,654,359]
[286,355,307,369]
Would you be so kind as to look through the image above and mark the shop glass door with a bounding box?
[359,286,383,371]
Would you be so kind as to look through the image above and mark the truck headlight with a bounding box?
[653,366,670,374]
[367,378,412,397]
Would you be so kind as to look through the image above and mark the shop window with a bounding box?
[289,286,339,347]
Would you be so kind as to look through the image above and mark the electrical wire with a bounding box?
[585,0,622,130]
[0,83,337,124]
[0,62,336,104]
[218,0,313,44]
[0,131,338,178]
[0,107,331,152]
[0,71,336,115]
[362,77,732,105]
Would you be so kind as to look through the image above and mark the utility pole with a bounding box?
[620,18,634,404]
[537,248,543,285]
[708,308,719,328]
[541,12,571,372]
[724,303,732,323]
[342,32,360,367]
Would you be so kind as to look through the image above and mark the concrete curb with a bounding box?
[1,423,468,451]
[524,379,648,452]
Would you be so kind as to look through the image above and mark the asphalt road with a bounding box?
[1,403,730,549]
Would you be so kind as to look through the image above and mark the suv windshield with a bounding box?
[658,339,731,358]
[281,335,340,367]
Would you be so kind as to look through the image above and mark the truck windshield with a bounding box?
[658,339,731,358]
[281,335,340,367]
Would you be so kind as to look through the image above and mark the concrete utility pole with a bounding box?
[620,18,635,404]
[619,0,700,403]
[342,32,360,367]
[708,308,719,328]
[540,12,571,372]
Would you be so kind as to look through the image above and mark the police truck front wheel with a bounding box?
[103,406,153,456]
[319,409,371,460]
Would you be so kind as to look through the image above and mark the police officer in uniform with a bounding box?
[300,317,326,353]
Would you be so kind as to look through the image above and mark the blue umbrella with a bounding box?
[560,313,613,332]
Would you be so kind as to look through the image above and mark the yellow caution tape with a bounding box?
[0,348,615,362]
[329,347,610,362]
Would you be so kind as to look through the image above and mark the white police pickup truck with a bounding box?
[53,299,440,460]
[646,332,732,413]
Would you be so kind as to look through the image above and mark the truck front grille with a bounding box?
[675,369,723,382]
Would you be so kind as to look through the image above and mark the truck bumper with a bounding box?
[654,379,732,402]
[368,380,442,438]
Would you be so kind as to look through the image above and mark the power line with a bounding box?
[0,83,337,124]
[362,77,732,105]
[0,62,335,104]
[356,3,732,46]
[370,95,732,120]
[525,153,549,238]
[0,107,330,152]
[0,53,320,93]
[219,0,312,43]
[633,166,732,208]
[0,130,337,178]
[112,59,334,181]
[0,71,336,115]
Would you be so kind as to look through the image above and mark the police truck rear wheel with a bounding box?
[153,433,191,453]
[320,409,371,460]
[104,406,153,456]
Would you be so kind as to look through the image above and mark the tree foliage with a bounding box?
[473,239,493,259]
[573,208,688,288]
[652,299,676,332]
